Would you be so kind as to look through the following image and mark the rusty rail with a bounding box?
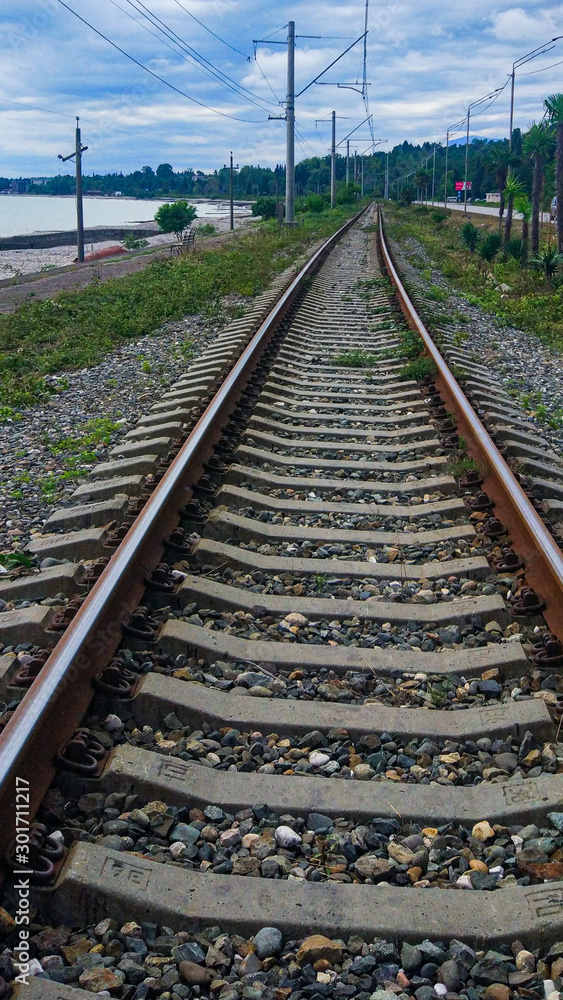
[0,208,364,855]
[378,206,563,639]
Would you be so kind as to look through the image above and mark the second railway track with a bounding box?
[3,205,563,998]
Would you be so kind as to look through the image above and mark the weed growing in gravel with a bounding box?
[398,357,436,381]
[447,455,478,478]
[331,349,379,367]
[424,285,448,302]
[48,418,120,456]
[0,406,22,423]
[313,573,327,593]
[0,551,33,571]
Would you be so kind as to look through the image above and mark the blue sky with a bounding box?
[1,0,562,177]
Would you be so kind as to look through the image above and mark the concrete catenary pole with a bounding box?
[330,110,336,208]
[285,21,295,224]
[346,139,350,186]
[229,151,234,231]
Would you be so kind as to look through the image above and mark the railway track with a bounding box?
[2,205,563,998]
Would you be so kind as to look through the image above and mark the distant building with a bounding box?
[486,192,501,203]
[11,178,29,193]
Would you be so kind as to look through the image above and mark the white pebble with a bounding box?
[435,985,448,997]
[456,874,474,889]
[309,751,330,766]
[103,714,123,733]
[275,825,302,849]
[169,841,188,859]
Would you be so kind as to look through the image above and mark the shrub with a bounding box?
[193,223,218,236]
[458,222,481,254]
[505,237,527,264]
[122,232,149,251]
[478,233,502,262]
[305,194,328,213]
[251,196,277,219]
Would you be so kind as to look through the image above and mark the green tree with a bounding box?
[544,93,563,252]
[523,122,555,253]
[154,200,197,240]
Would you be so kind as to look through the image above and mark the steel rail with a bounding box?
[0,208,365,854]
[378,206,563,639]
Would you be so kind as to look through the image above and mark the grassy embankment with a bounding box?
[0,205,361,415]
[383,203,563,350]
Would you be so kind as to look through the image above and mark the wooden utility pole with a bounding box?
[58,117,88,262]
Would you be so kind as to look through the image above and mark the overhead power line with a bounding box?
[171,0,248,58]
[122,0,277,112]
[55,0,266,123]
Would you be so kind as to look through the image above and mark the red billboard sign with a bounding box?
[455,181,472,191]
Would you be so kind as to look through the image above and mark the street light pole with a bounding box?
[509,36,562,150]
[464,89,501,215]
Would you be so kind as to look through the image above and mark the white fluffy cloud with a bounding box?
[0,0,562,175]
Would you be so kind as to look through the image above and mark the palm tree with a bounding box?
[514,194,532,258]
[544,94,563,252]
[490,145,510,235]
[523,122,555,253]
[503,170,524,246]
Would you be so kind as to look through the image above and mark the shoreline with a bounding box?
[0,211,253,278]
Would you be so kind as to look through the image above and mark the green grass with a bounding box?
[0,207,357,409]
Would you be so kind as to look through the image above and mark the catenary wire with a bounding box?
[123,0,277,112]
[55,0,266,123]
[171,0,248,58]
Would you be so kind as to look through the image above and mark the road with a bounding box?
[418,200,553,223]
